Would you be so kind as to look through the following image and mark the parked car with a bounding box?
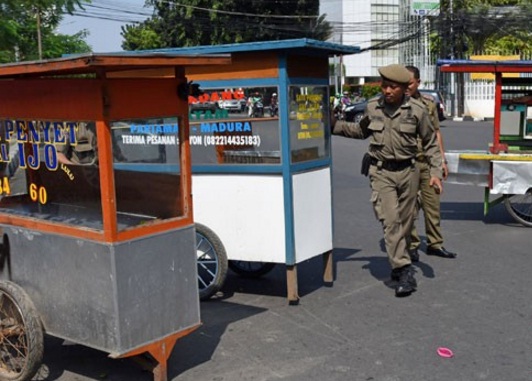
[218,98,246,112]
[344,89,446,123]
[419,88,447,122]
[344,100,368,123]
[190,100,219,113]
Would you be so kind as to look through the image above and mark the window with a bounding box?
[187,86,282,165]
[288,86,330,163]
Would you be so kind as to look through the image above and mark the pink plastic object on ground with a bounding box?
[437,347,454,358]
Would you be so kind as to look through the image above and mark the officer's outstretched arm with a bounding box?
[331,115,369,139]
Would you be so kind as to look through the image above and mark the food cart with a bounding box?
[137,39,360,304]
[439,59,532,226]
[0,53,230,381]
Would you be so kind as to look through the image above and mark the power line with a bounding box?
[68,0,530,54]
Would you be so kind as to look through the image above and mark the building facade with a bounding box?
[321,0,436,88]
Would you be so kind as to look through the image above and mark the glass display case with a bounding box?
[0,117,185,232]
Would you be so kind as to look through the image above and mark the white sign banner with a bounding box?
[411,0,440,16]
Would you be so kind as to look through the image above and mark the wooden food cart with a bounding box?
[135,39,361,304]
[439,59,532,226]
[0,53,230,381]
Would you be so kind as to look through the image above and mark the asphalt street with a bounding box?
[36,120,532,381]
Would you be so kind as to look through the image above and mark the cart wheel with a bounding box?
[504,190,532,227]
[196,224,228,301]
[0,281,43,381]
[228,261,276,278]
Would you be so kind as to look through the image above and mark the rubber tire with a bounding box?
[195,223,228,301]
[228,261,276,278]
[504,191,532,227]
[0,281,44,381]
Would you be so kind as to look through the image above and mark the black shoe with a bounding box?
[426,246,457,259]
[391,268,401,281]
[393,265,417,297]
[409,248,419,262]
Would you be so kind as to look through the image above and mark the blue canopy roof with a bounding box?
[134,38,360,57]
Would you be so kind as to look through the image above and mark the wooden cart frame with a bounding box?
[0,53,230,381]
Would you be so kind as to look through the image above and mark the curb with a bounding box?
[451,116,489,122]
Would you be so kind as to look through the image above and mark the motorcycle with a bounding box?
[333,102,344,121]
[251,99,264,118]
[270,101,278,117]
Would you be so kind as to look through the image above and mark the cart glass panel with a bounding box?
[188,87,281,165]
[0,119,104,228]
[288,86,329,163]
[0,117,184,232]
[112,118,183,231]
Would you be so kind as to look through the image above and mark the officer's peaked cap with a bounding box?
[378,64,411,84]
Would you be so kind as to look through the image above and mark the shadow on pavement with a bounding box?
[34,301,267,381]
[169,300,267,377]
[216,253,342,300]
[440,201,517,225]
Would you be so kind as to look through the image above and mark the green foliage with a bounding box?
[43,30,91,58]
[484,33,531,54]
[121,21,162,51]
[361,84,381,100]
[433,0,531,58]
[123,0,332,50]
[0,0,91,63]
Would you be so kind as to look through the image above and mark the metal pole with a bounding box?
[450,0,457,117]
[37,11,43,60]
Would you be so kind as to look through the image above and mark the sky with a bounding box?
[58,0,152,52]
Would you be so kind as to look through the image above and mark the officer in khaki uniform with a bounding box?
[56,122,126,165]
[332,64,443,297]
[405,66,457,261]
[56,122,98,165]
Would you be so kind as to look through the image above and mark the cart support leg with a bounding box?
[286,265,299,305]
[112,325,200,381]
[323,250,334,286]
[149,341,173,381]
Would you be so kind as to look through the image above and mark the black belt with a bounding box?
[370,157,413,172]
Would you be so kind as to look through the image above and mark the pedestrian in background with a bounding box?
[331,64,443,297]
[405,65,457,261]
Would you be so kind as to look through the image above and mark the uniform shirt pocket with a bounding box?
[398,119,418,147]
[368,120,385,147]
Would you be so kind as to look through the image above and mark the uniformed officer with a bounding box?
[405,65,457,262]
[56,122,126,165]
[56,122,97,165]
[332,64,443,297]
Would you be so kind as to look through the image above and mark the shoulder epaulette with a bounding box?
[421,93,435,102]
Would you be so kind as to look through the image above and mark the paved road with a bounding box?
[38,120,531,381]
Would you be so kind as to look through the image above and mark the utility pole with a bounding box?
[37,11,43,60]
[455,0,465,117]
[450,0,456,118]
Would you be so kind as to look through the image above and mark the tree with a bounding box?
[0,0,91,63]
[122,19,162,51]
[434,0,531,58]
[122,0,332,50]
